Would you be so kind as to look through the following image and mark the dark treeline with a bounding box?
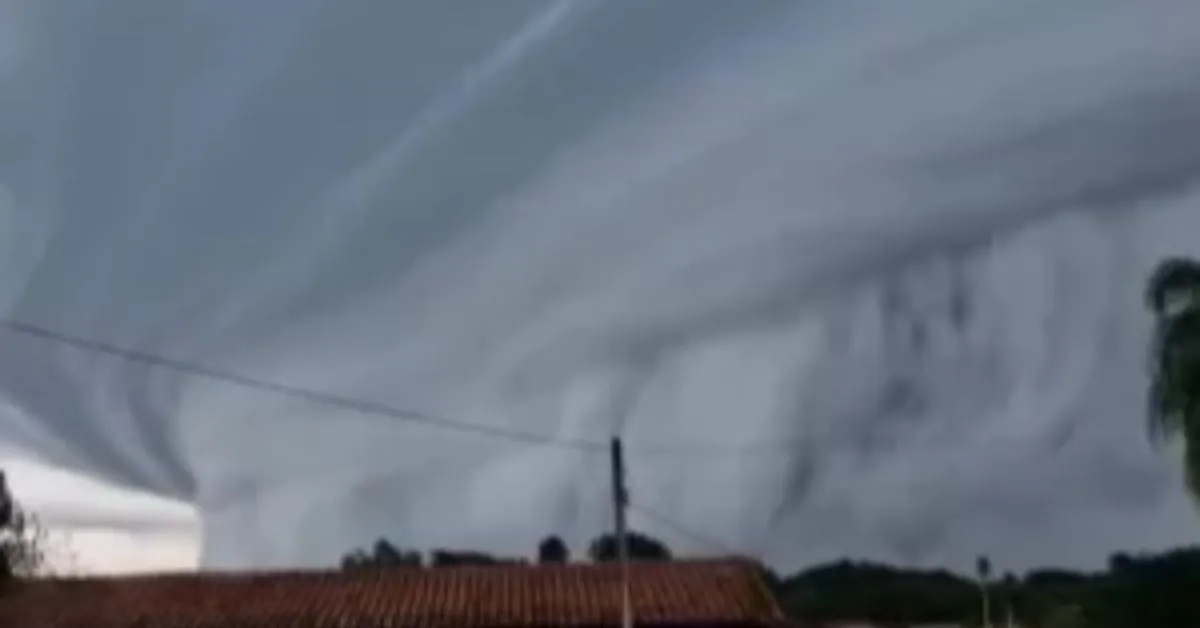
[339,530,671,570]
[0,471,46,582]
[766,548,1200,627]
[340,532,1200,627]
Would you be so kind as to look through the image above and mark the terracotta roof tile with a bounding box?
[0,558,784,628]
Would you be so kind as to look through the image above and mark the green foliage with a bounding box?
[1146,256,1200,316]
[772,548,1200,627]
[772,559,977,624]
[1146,256,1200,498]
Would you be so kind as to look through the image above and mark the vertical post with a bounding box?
[610,437,632,628]
[976,555,992,628]
[0,470,9,525]
[982,585,991,628]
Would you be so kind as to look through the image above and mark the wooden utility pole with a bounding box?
[610,436,632,628]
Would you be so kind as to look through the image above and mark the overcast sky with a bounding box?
[1,448,197,574]
[2,0,1200,575]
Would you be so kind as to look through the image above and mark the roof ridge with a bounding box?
[31,556,763,583]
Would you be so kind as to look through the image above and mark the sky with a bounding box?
[1,448,197,574]
[2,0,1200,576]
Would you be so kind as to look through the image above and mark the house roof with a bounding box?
[0,558,784,628]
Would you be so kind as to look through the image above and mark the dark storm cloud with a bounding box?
[2,0,1200,573]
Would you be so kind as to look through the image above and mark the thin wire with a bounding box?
[0,319,607,452]
[621,440,807,455]
[0,319,810,456]
[626,500,749,558]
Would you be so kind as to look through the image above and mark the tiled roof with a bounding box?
[0,558,784,628]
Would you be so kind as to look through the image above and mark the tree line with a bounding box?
[339,529,672,570]
[772,547,1200,627]
[338,531,1200,627]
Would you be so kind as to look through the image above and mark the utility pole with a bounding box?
[610,436,632,628]
[976,555,992,628]
[982,584,991,628]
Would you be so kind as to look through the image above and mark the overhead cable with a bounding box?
[0,319,607,451]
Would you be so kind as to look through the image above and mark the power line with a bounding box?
[620,440,807,456]
[626,500,748,558]
[0,319,813,457]
[0,319,607,452]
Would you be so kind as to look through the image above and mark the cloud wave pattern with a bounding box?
[2,0,1200,571]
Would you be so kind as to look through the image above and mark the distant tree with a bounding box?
[727,545,1200,626]
[587,530,671,562]
[339,538,530,570]
[0,470,50,580]
[339,548,372,571]
[1145,257,1200,496]
[975,555,991,581]
[340,537,421,571]
[1000,571,1018,588]
[537,535,569,564]
[1108,552,1134,574]
[429,549,515,567]
[371,539,422,566]
[773,559,976,623]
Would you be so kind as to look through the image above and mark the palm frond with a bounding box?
[1147,376,1178,444]
[1146,257,1200,315]
[1145,258,1200,504]
[1182,416,1200,503]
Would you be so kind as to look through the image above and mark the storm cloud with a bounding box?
[1,0,1200,572]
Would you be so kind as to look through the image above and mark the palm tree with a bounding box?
[1146,257,1200,495]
